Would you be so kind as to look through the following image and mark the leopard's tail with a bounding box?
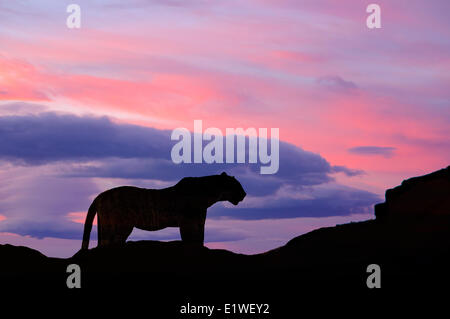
[81,199,97,250]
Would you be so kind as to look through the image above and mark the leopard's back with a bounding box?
[96,186,183,227]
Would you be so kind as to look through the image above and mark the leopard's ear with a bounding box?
[221,172,228,176]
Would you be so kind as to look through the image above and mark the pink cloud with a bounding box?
[2,51,447,187]
[0,55,50,102]
[67,212,97,226]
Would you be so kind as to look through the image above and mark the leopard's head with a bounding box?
[219,172,246,205]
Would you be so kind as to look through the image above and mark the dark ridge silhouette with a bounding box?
[1,167,449,311]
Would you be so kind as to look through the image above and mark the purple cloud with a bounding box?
[348,146,396,158]
[317,76,357,92]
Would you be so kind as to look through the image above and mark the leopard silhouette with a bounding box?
[81,172,246,249]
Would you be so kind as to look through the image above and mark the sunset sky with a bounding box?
[0,0,449,257]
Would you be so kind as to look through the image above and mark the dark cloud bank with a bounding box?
[0,112,380,240]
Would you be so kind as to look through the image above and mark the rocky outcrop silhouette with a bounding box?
[1,167,450,308]
[375,166,450,222]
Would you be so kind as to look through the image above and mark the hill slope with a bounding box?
[1,167,449,309]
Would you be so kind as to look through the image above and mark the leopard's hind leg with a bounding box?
[97,211,133,247]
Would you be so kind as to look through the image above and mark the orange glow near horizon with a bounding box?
[67,212,97,226]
